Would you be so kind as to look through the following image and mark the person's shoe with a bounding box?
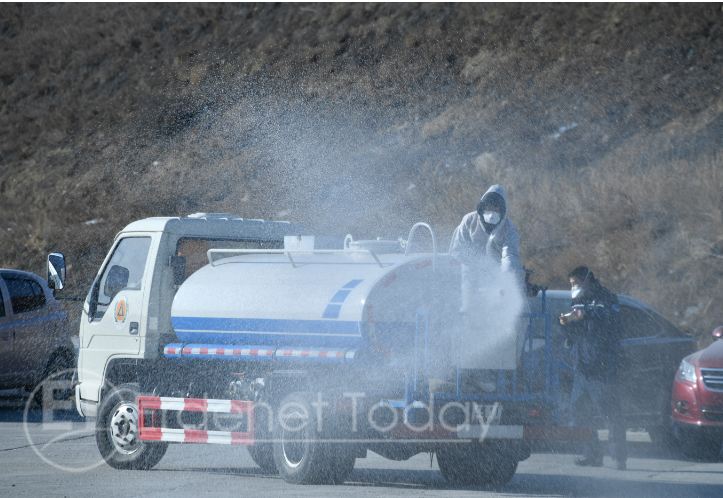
[574,455,603,467]
[615,459,627,470]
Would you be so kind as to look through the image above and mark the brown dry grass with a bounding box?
[0,3,721,342]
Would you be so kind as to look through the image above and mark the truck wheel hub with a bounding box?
[280,409,309,468]
[109,402,140,454]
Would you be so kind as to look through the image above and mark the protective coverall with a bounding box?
[449,184,523,311]
[443,185,525,392]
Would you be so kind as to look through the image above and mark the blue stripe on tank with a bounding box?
[172,316,363,347]
[172,316,361,335]
[342,279,363,289]
[330,289,352,304]
[322,304,343,319]
[321,279,363,319]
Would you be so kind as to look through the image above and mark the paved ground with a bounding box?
[0,407,722,498]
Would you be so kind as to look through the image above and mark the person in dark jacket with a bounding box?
[559,266,627,470]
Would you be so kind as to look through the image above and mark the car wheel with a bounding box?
[32,350,75,408]
[95,383,168,470]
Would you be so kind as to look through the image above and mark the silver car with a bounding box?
[0,269,75,394]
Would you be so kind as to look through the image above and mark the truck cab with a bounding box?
[74,214,297,417]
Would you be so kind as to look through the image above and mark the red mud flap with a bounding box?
[137,396,254,445]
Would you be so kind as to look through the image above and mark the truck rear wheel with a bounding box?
[272,391,354,484]
[248,444,276,473]
[437,444,518,486]
[96,383,168,470]
[247,391,277,473]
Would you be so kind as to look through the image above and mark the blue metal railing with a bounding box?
[384,290,565,418]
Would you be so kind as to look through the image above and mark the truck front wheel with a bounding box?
[96,383,168,470]
[437,444,518,486]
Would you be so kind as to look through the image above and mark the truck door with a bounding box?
[79,236,153,401]
[0,278,11,384]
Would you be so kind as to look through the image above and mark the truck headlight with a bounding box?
[677,359,697,383]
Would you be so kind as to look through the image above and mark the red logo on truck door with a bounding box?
[114,298,128,323]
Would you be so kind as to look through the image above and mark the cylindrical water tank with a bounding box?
[170,250,522,370]
[171,251,454,349]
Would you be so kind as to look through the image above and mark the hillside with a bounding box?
[0,3,721,341]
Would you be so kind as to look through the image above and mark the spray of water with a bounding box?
[455,254,525,370]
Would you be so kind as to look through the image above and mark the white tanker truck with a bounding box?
[50,213,562,486]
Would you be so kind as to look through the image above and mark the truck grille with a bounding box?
[700,368,723,392]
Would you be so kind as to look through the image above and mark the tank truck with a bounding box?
[52,213,565,485]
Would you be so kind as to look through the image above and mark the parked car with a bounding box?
[527,290,696,445]
[0,268,75,398]
[671,326,723,459]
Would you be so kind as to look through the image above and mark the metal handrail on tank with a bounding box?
[404,222,437,271]
[206,248,385,268]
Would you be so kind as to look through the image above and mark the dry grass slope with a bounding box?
[0,4,721,341]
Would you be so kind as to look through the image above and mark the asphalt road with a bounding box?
[1,407,722,498]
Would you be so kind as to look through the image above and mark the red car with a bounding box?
[671,326,723,459]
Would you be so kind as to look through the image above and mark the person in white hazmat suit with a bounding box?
[444,184,526,393]
[450,184,524,300]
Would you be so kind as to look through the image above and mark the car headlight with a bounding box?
[677,359,697,383]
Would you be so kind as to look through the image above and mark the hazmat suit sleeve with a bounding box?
[499,221,523,277]
[449,214,478,267]
[449,214,480,313]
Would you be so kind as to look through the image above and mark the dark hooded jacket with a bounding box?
[566,281,623,381]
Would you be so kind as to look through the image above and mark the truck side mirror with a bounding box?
[47,252,66,291]
[713,326,723,340]
[104,265,129,299]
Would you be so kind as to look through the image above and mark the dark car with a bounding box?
[528,290,696,444]
[0,269,75,398]
[671,326,723,459]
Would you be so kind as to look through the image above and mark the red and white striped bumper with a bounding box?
[137,396,254,445]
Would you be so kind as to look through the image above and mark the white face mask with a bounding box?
[571,285,582,299]
[482,210,501,225]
